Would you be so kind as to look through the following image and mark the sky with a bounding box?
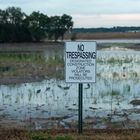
[0,0,140,28]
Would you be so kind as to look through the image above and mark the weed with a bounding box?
[101,90,120,98]
[112,72,119,78]
[133,72,138,77]
[29,132,74,140]
[111,90,120,96]
[29,132,47,140]
[97,57,133,65]
[46,55,64,66]
[126,84,131,92]
[55,135,74,140]
[96,59,104,64]
[0,52,46,64]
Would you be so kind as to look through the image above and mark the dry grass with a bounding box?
[1,129,140,140]
[65,32,140,40]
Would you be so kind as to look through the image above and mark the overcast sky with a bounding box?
[0,0,140,28]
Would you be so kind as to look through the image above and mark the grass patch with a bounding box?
[45,55,64,79]
[0,52,65,82]
[2,129,140,140]
[111,90,120,96]
[0,52,46,64]
[46,55,64,65]
[30,131,47,140]
[97,57,133,64]
[29,131,74,140]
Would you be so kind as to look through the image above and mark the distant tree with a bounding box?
[49,16,61,41]
[5,7,26,25]
[0,7,29,42]
[0,9,8,24]
[59,14,73,40]
[27,11,50,41]
[0,10,8,42]
[49,14,73,41]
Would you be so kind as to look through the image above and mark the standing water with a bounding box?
[0,42,140,129]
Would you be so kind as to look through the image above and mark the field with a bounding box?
[65,32,140,40]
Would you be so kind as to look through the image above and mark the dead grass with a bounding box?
[1,129,140,140]
[65,32,140,39]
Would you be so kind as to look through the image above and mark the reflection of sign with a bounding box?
[65,41,96,83]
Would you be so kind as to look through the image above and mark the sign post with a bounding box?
[65,41,96,134]
[78,83,83,133]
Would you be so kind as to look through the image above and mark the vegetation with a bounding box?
[0,7,73,42]
[97,57,133,65]
[29,131,47,140]
[0,51,65,83]
[28,131,74,140]
[65,32,140,40]
[0,53,46,63]
[46,55,64,65]
[0,52,47,80]
[1,129,140,140]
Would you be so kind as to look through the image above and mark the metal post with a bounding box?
[78,83,83,134]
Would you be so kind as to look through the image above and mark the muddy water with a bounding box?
[0,45,140,129]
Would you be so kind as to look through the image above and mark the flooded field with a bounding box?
[0,42,140,129]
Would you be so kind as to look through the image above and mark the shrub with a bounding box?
[30,132,46,140]
[55,135,74,140]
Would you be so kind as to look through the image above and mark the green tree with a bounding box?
[0,7,73,42]
[49,16,61,41]
[49,14,73,41]
[27,11,49,41]
[0,7,28,42]
[0,9,9,24]
[5,7,26,25]
[59,14,73,40]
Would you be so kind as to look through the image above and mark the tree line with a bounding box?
[0,7,73,42]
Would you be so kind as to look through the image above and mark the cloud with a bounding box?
[73,14,140,27]
[0,0,140,27]
[1,0,140,15]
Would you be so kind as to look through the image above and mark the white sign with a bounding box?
[65,41,96,83]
